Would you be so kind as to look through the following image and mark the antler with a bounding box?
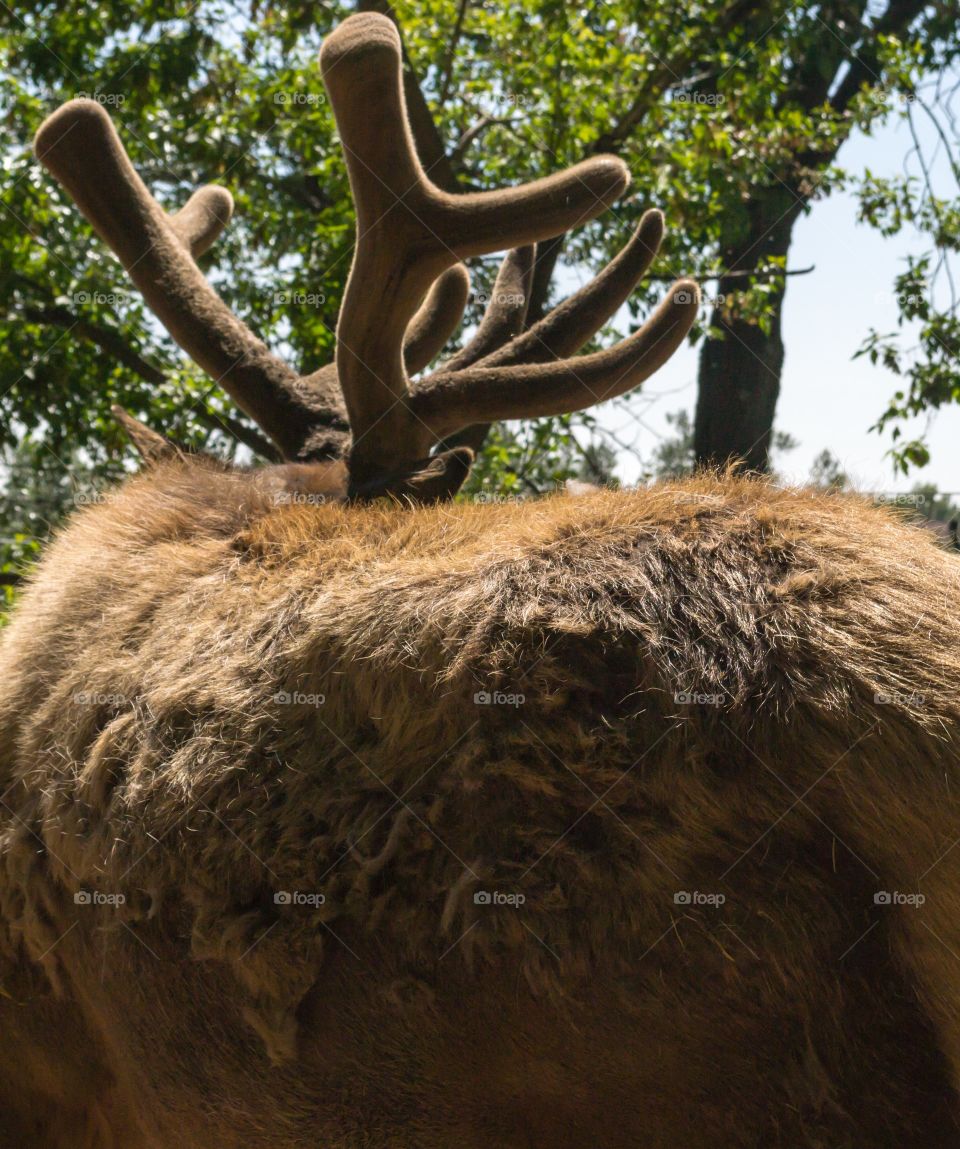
[34,10,698,501]
[33,99,326,462]
[438,210,674,453]
[319,13,633,485]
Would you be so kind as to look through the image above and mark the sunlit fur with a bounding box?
[2,459,960,1146]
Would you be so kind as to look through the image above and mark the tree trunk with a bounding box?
[694,191,803,472]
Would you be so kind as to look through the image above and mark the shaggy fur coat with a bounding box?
[1,463,959,1147]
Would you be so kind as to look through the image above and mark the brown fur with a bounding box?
[2,461,960,1145]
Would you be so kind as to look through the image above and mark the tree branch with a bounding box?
[437,0,470,107]
[356,0,460,191]
[22,302,166,385]
[448,113,517,169]
[22,298,280,460]
[525,235,566,327]
[827,0,931,115]
[781,0,870,111]
[189,404,281,461]
[594,0,769,153]
[646,264,814,282]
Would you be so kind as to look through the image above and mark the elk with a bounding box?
[2,10,960,1148]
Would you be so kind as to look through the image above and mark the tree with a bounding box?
[809,449,850,490]
[905,482,960,524]
[0,438,119,599]
[857,117,960,473]
[691,1,959,471]
[647,409,800,479]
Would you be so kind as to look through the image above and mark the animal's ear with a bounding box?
[352,447,474,505]
[111,405,188,466]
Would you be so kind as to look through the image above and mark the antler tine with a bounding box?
[443,247,535,373]
[482,210,666,370]
[403,264,471,375]
[34,99,317,461]
[411,280,700,440]
[424,247,535,457]
[426,213,684,455]
[170,186,234,258]
[320,11,630,482]
[110,404,186,464]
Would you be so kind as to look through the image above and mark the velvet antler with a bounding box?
[34,10,699,502]
[319,13,634,485]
